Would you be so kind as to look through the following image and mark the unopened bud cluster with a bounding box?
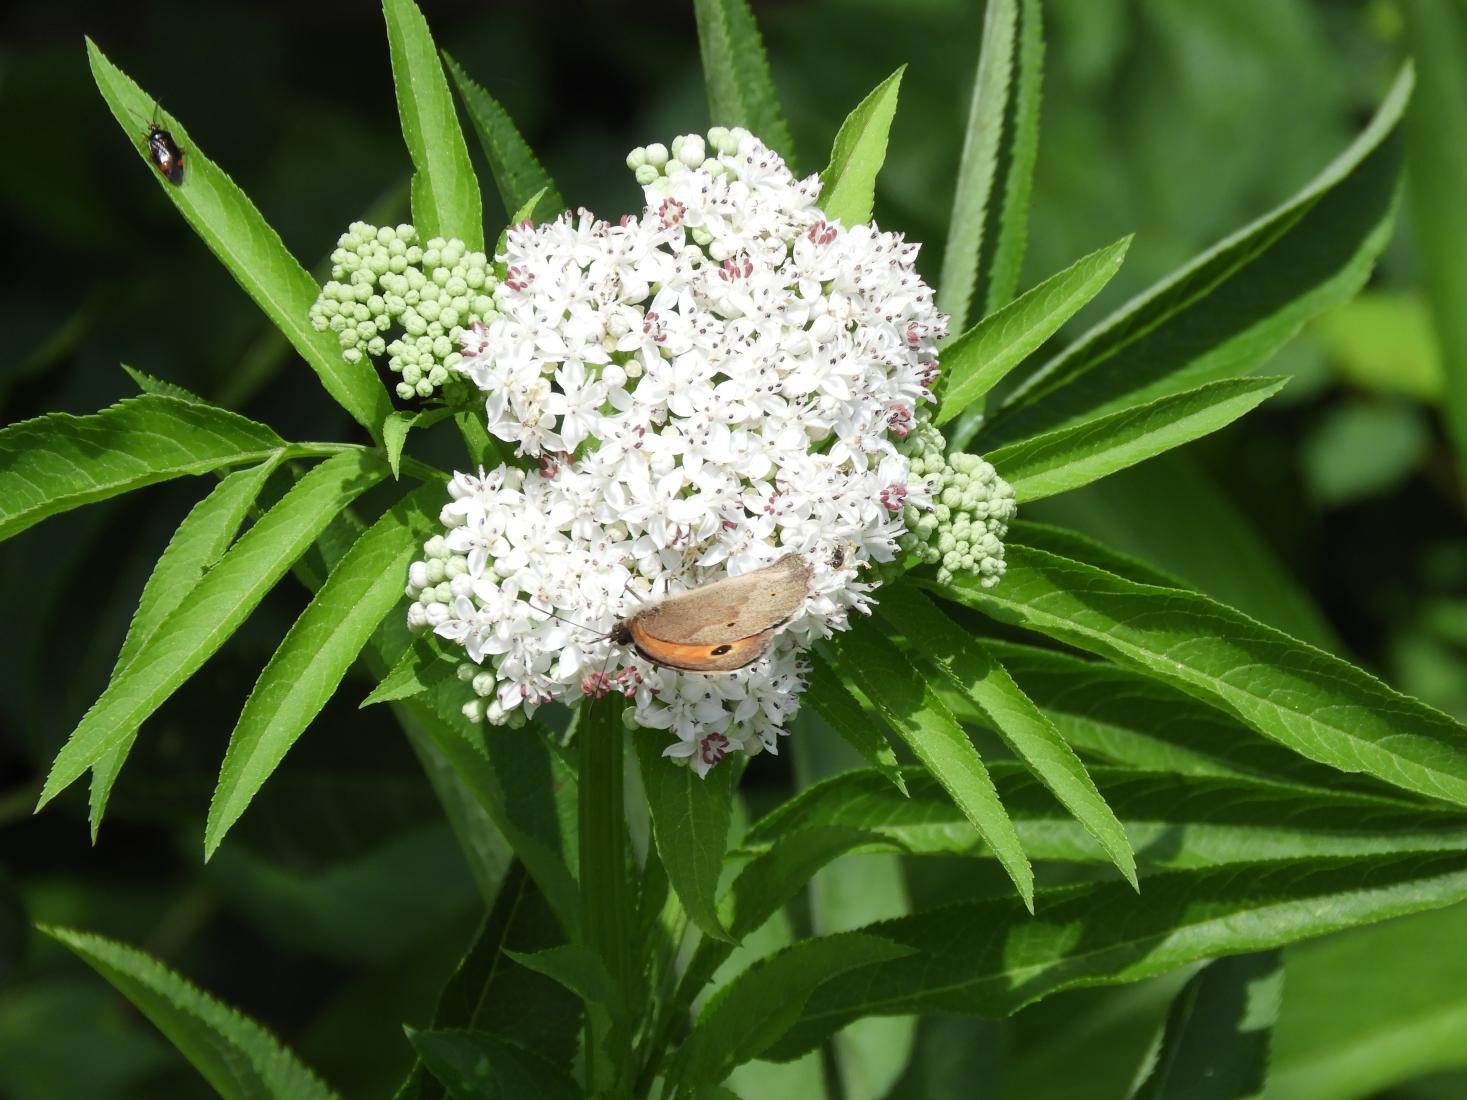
[404,534,476,632]
[899,419,1016,586]
[454,658,524,728]
[308,222,497,401]
[626,127,744,189]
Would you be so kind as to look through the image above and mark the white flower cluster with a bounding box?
[407,128,952,775]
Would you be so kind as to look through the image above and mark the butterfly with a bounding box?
[609,553,814,673]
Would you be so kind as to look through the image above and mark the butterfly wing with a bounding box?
[623,554,813,672]
[627,625,781,673]
[632,554,812,645]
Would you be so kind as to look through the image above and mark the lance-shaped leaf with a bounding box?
[936,237,1131,426]
[819,67,904,228]
[983,0,1043,316]
[1007,519,1186,588]
[1402,1,1467,469]
[938,0,1016,334]
[383,0,483,249]
[636,730,735,941]
[1132,951,1283,1100]
[87,41,391,438]
[40,925,341,1100]
[1265,902,1467,1100]
[986,640,1400,795]
[679,932,913,1087]
[675,827,894,1019]
[443,53,563,219]
[90,459,282,837]
[933,545,1467,810]
[406,1029,579,1100]
[205,485,442,857]
[394,670,580,932]
[984,66,1410,448]
[394,863,581,1100]
[1025,457,1342,650]
[987,376,1288,502]
[362,637,438,708]
[745,765,1467,868]
[829,623,1033,908]
[693,0,795,166]
[804,652,905,792]
[881,585,1135,886]
[37,450,387,808]
[0,395,283,543]
[769,850,1467,1058]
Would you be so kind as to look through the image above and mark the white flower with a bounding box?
[410,129,953,772]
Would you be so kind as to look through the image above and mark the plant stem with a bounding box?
[579,694,632,1095]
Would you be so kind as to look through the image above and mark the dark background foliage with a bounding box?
[1,1,1462,1097]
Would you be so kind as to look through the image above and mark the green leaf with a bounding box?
[986,640,1391,794]
[393,863,581,1100]
[493,186,562,256]
[362,637,438,708]
[818,67,904,228]
[771,851,1467,1058]
[40,925,340,1100]
[936,236,1131,426]
[882,585,1136,887]
[395,682,580,932]
[443,53,564,219]
[804,652,905,793]
[507,944,619,1017]
[382,0,483,249]
[36,450,387,808]
[1402,3,1467,469]
[635,729,735,941]
[384,407,451,480]
[1132,951,1283,1100]
[89,459,281,838]
[86,41,392,437]
[745,764,1467,868]
[0,395,283,543]
[982,0,1044,316]
[406,1029,579,1100]
[675,827,893,1021]
[829,622,1033,908]
[932,544,1467,809]
[984,65,1411,448]
[1265,902,1467,1100]
[680,932,912,1086]
[121,363,206,404]
[693,0,795,166]
[1007,519,1187,588]
[987,376,1288,502]
[1023,456,1342,650]
[937,0,1017,336]
[727,827,895,942]
[205,485,441,857]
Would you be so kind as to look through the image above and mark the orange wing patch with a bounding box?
[627,623,779,673]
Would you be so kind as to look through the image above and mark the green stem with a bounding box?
[579,694,632,1096]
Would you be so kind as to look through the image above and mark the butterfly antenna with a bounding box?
[524,600,609,639]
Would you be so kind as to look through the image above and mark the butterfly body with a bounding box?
[612,553,813,673]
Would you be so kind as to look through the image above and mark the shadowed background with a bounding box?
[1,2,1464,1097]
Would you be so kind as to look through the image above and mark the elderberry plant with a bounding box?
[7,1,1467,1098]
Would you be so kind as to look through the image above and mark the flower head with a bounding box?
[402,129,1008,772]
